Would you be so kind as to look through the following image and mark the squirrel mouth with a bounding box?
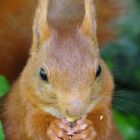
[65,114,88,123]
[65,116,79,123]
[63,114,88,129]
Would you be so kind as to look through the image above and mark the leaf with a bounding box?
[0,76,9,97]
[0,121,5,140]
[113,110,140,140]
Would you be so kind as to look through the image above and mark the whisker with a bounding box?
[111,67,130,72]
[113,93,140,98]
[112,100,130,114]
[113,90,140,94]
[113,98,140,110]
[99,95,134,114]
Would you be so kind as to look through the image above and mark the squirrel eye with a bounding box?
[39,67,49,82]
[95,65,101,78]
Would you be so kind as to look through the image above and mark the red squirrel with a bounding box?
[0,0,119,83]
[1,0,123,140]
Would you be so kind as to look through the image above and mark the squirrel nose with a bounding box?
[64,98,86,117]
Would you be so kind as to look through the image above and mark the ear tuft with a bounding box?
[82,0,98,48]
[31,0,51,54]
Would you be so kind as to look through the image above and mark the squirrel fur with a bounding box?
[0,0,120,83]
[1,0,123,140]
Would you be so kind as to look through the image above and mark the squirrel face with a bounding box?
[20,0,114,122]
[21,28,113,122]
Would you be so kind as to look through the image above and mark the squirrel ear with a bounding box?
[31,0,51,53]
[82,0,98,48]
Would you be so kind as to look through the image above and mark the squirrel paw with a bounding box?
[47,119,71,140]
[71,118,96,140]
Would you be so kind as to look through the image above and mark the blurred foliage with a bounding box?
[0,76,9,139]
[101,0,140,116]
[0,121,5,140]
[101,0,140,139]
[0,76,9,97]
[114,111,140,140]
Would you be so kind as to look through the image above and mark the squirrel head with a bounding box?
[21,0,114,122]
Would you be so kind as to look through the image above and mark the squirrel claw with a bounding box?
[47,119,71,140]
[71,118,96,140]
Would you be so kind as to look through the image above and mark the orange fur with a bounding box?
[0,0,37,83]
[0,0,120,83]
[96,0,121,44]
[1,0,123,140]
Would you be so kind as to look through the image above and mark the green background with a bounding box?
[101,0,140,139]
[0,76,9,140]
